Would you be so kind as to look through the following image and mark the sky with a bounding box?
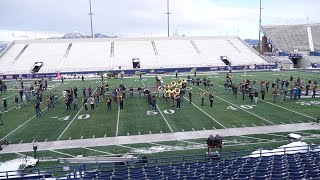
[0,0,319,41]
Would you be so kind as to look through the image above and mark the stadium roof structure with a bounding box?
[261,23,320,53]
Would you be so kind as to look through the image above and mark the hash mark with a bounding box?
[192,128,195,131]
[232,125,236,128]
[44,139,47,142]
[149,131,152,134]
[92,135,95,138]
[212,127,216,129]
[252,124,256,127]
[182,129,184,132]
[81,136,83,139]
[69,137,72,140]
[202,127,206,130]
[243,125,247,127]
[104,134,106,137]
[138,132,140,135]
[262,123,266,126]
[280,122,285,124]
[19,140,23,144]
[160,131,163,133]
[127,133,129,136]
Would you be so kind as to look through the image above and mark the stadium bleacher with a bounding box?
[0,37,270,74]
[262,24,310,53]
[0,41,13,57]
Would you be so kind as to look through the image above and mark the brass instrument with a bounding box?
[175,88,180,94]
[182,78,187,83]
[171,81,177,87]
[177,80,182,86]
[164,92,170,98]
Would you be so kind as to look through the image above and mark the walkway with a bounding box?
[1,122,319,154]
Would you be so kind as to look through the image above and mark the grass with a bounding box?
[1,70,320,168]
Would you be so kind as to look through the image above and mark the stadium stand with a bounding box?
[7,43,68,74]
[262,24,310,53]
[2,147,320,179]
[261,23,320,68]
[114,40,159,69]
[0,43,26,74]
[311,25,320,51]
[61,41,111,72]
[154,39,207,68]
[0,37,269,75]
[0,42,13,56]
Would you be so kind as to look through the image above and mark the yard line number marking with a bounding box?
[147,109,176,115]
[51,114,91,121]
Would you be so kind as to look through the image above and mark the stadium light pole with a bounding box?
[258,0,262,53]
[88,0,94,38]
[165,0,171,37]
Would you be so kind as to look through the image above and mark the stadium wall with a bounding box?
[0,64,277,80]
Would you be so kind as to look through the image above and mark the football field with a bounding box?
[0,70,319,145]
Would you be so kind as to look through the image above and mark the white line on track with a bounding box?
[193,85,275,125]
[239,135,276,142]
[83,147,115,155]
[50,150,75,157]
[117,144,135,150]
[148,142,163,146]
[16,152,26,156]
[179,140,203,145]
[183,97,227,129]
[156,105,174,132]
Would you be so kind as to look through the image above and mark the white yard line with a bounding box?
[0,115,35,142]
[56,82,97,141]
[1,81,83,142]
[156,105,174,132]
[116,106,120,136]
[260,99,317,120]
[193,85,275,125]
[50,150,76,157]
[83,147,115,155]
[183,97,227,129]
[223,75,317,121]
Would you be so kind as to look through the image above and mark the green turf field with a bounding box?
[0,70,320,144]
